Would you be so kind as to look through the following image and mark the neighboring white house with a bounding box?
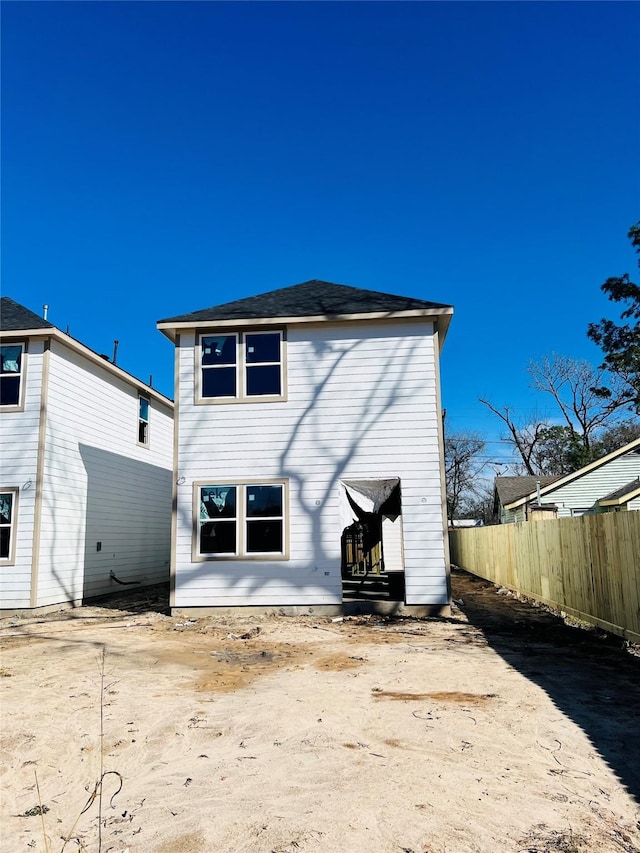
[157,279,454,614]
[0,297,174,610]
[495,437,640,523]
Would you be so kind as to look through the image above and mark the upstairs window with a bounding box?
[197,481,287,559]
[201,334,238,399]
[199,331,283,401]
[138,396,150,445]
[0,490,16,563]
[0,344,24,407]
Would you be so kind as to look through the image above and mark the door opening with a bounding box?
[339,479,405,602]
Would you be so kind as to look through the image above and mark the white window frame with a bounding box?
[0,488,18,565]
[193,479,288,561]
[137,395,150,447]
[0,342,25,410]
[197,330,285,403]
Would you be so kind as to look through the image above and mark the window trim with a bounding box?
[0,488,18,566]
[0,342,26,411]
[195,329,287,404]
[192,478,289,561]
[137,394,150,448]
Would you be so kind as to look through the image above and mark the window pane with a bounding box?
[246,365,281,396]
[0,376,20,406]
[0,527,9,559]
[246,485,283,518]
[202,367,236,398]
[247,520,283,553]
[0,494,12,524]
[138,421,148,444]
[245,333,280,364]
[0,346,22,374]
[202,335,236,366]
[139,398,149,420]
[200,521,236,554]
[201,486,236,518]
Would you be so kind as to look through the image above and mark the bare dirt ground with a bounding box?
[2,568,640,853]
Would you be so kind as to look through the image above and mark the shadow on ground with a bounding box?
[53,572,640,805]
[450,566,640,805]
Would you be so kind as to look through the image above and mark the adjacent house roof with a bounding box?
[0,297,55,332]
[503,437,640,510]
[0,297,173,407]
[157,280,454,341]
[598,478,640,507]
[495,476,560,508]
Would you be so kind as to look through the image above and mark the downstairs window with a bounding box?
[196,481,287,559]
[0,490,17,563]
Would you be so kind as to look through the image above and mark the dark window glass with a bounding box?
[138,421,148,444]
[0,345,22,373]
[0,527,9,559]
[246,365,280,396]
[245,333,280,364]
[202,367,236,398]
[139,398,149,420]
[202,335,236,366]
[201,487,236,519]
[246,485,283,518]
[0,494,12,524]
[0,376,20,406]
[246,520,283,553]
[200,521,236,554]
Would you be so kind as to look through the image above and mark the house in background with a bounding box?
[494,437,640,523]
[157,279,453,614]
[0,297,174,610]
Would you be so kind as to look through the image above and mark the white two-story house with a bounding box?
[0,297,174,610]
[157,280,453,614]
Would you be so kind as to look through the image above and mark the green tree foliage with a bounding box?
[588,221,640,411]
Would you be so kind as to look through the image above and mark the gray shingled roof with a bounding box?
[158,280,452,325]
[495,475,561,507]
[599,478,640,503]
[1,297,54,331]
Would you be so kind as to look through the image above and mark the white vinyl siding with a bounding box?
[36,339,173,606]
[0,341,45,607]
[175,320,447,608]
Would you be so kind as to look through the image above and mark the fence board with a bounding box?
[449,513,640,643]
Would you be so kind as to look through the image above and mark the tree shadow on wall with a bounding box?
[175,325,437,605]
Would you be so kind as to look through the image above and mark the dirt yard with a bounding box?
[2,569,639,853]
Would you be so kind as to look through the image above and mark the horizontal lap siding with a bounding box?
[542,454,640,517]
[0,342,44,607]
[175,321,447,607]
[37,341,173,606]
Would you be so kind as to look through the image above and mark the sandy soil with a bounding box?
[1,569,639,853]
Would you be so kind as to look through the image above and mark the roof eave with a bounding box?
[1,327,174,409]
[157,305,454,343]
[598,486,640,506]
[0,327,54,338]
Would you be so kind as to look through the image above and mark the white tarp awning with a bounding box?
[339,478,400,529]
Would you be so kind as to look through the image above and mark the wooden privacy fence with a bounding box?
[448,512,640,643]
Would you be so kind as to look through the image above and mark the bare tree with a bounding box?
[527,354,630,455]
[445,431,486,522]
[478,400,547,475]
[481,355,634,475]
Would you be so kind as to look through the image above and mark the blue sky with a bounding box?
[3,1,638,465]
